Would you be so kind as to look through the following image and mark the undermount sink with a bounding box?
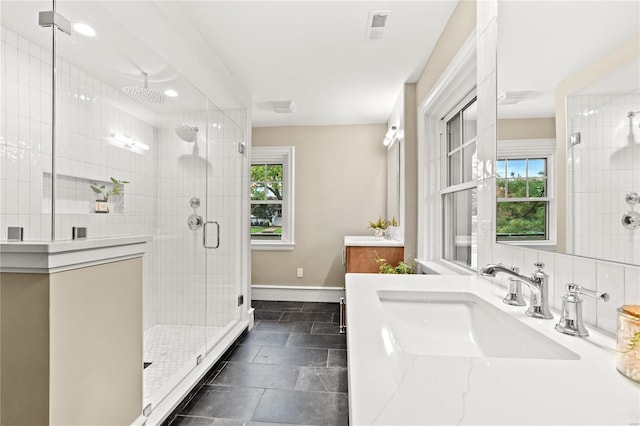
[377,290,580,360]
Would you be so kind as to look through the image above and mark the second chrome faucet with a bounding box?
[480,262,554,319]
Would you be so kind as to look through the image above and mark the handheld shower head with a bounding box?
[175,124,199,143]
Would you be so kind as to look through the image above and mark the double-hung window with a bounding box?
[250,146,295,250]
[496,139,555,242]
[442,96,478,269]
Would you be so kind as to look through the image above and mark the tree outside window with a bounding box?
[496,158,549,241]
[251,163,283,240]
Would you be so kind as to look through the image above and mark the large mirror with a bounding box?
[497,1,640,266]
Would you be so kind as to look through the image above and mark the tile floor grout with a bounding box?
[167,300,348,426]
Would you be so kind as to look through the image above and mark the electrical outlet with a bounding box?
[296,268,303,278]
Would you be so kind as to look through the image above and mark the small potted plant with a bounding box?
[90,177,129,213]
[374,253,416,274]
[368,217,389,237]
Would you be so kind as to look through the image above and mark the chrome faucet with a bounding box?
[480,262,553,319]
[555,284,609,337]
[502,266,526,307]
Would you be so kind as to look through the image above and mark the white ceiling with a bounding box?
[180,1,457,127]
[497,1,640,119]
[1,1,457,128]
[4,1,636,128]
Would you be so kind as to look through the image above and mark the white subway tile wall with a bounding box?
[0,26,246,333]
[566,93,640,265]
[476,1,640,336]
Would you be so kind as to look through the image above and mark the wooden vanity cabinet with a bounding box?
[345,246,404,273]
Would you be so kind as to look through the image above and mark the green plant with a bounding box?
[375,253,416,274]
[368,217,389,230]
[389,217,398,227]
[90,177,129,202]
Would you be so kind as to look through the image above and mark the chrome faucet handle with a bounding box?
[568,283,610,302]
[555,284,609,337]
[503,265,526,306]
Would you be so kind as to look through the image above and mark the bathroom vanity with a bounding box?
[344,236,404,273]
[0,236,149,425]
[345,273,639,425]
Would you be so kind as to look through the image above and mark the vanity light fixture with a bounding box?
[164,89,178,98]
[109,133,149,154]
[383,125,398,146]
[72,22,96,37]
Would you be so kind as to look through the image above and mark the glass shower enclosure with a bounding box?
[0,0,249,420]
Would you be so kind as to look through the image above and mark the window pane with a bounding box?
[496,201,547,241]
[449,151,462,185]
[496,160,506,178]
[250,183,266,200]
[506,179,527,198]
[497,178,506,197]
[250,164,266,182]
[251,204,282,240]
[443,188,477,268]
[266,164,283,181]
[529,178,546,197]
[463,100,477,142]
[506,159,526,178]
[463,143,477,182]
[528,159,546,177]
[265,182,283,200]
[447,114,461,151]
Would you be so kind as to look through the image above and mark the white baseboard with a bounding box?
[251,285,345,303]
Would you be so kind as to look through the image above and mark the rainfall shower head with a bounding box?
[175,123,199,143]
[122,72,165,103]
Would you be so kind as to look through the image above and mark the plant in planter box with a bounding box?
[374,253,416,274]
[90,177,129,213]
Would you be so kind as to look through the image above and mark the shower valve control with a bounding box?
[190,196,201,209]
[188,213,204,230]
[625,192,640,206]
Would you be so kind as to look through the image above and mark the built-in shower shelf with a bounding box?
[42,172,125,215]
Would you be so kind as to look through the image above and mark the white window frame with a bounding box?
[250,146,295,251]
[417,32,477,270]
[497,138,556,246]
[441,94,478,269]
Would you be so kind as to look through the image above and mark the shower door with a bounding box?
[204,103,245,351]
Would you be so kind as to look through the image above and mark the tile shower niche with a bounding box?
[42,173,125,215]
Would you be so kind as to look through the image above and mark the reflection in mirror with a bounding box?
[496,0,640,266]
[387,137,401,226]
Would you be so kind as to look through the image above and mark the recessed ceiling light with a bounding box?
[164,89,178,98]
[73,22,96,37]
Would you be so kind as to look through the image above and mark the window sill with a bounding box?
[416,259,476,276]
[251,242,295,251]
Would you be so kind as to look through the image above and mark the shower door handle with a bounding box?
[203,221,220,249]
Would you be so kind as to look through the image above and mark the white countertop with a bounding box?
[344,235,403,247]
[0,235,151,273]
[346,273,640,425]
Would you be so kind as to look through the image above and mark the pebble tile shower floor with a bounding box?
[167,300,349,425]
[144,325,224,401]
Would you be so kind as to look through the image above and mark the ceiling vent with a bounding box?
[497,91,531,105]
[365,10,391,41]
[271,100,295,113]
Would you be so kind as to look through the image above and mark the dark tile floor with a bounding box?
[169,300,348,426]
